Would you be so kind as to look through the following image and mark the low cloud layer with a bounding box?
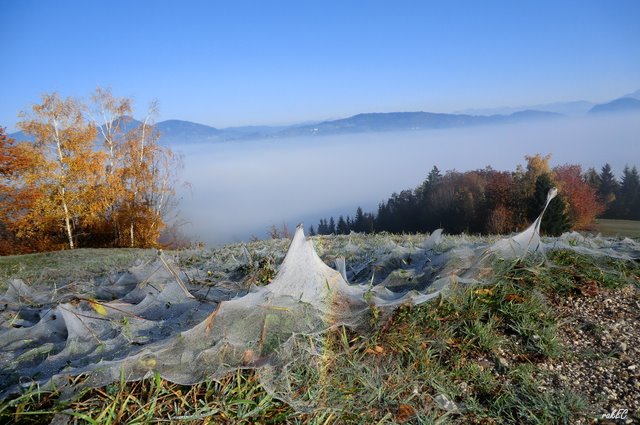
[175,113,640,246]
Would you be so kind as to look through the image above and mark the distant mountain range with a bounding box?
[588,97,640,114]
[7,110,563,145]
[457,100,595,116]
[9,89,639,145]
[457,88,640,116]
[156,120,286,144]
[276,110,562,138]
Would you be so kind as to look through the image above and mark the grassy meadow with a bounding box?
[593,219,640,238]
[0,235,638,424]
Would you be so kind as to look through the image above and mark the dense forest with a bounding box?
[0,89,180,255]
[312,154,640,238]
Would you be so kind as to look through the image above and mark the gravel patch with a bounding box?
[541,284,640,424]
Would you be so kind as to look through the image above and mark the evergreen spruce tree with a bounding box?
[328,217,336,234]
[415,165,443,233]
[308,225,316,236]
[528,174,571,236]
[620,166,640,220]
[318,219,327,235]
[584,167,600,190]
[353,206,365,232]
[427,165,442,186]
[364,213,375,233]
[598,164,620,218]
[336,216,348,234]
[375,202,390,232]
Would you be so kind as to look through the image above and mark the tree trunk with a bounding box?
[61,187,74,249]
[53,119,74,249]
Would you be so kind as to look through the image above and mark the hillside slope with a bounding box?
[0,232,638,424]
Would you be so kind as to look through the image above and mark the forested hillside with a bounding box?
[313,155,640,237]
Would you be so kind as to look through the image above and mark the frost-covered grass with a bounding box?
[0,248,155,291]
[0,235,638,424]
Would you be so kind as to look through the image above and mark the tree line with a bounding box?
[0,89,180,255]
[312,154,640,237]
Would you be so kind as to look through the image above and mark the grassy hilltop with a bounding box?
[0,233,638,425]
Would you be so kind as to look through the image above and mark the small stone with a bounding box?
[434,394,461,413]
[619,342,628,352]
[496,357,509,369]
[627,365,636,371]
[478,359,492,369]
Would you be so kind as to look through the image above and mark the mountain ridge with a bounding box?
[276,110,563,138]
[457,100,595,116]
[7,89,639,144]
[8,109,563,144]
[588,97,640,114]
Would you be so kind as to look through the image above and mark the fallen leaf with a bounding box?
[365,345,385,355]
[241,349,258,365]
[504,294,525,303]
[205,302,223,332]
[88,299,108,316]
[396,404,416,423]
[474,288,493,296]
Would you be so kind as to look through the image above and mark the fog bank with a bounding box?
[175,113,640,246]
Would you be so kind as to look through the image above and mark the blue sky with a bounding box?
[1,0,639,131]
